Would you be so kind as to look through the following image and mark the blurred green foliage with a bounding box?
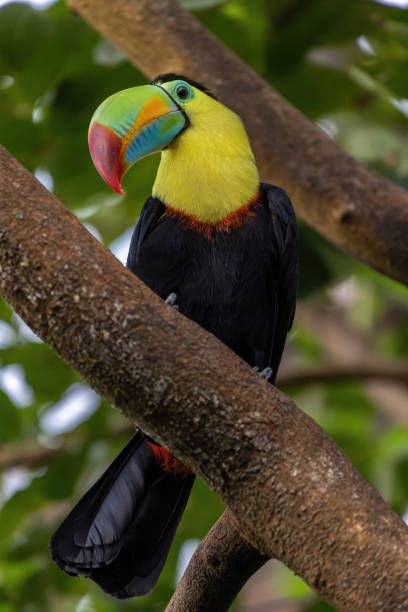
[0,0,407,610]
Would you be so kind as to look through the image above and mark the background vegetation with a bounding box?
[0,0,407,609]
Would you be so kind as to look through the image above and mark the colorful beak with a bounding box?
[88,85,187,194]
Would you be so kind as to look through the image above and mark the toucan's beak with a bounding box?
[88,85,187,194]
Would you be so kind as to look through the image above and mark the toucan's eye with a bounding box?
[175,83,191,101]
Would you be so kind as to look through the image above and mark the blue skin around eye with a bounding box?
[173,82,193,102]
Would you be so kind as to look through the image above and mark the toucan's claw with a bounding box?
[253,366,273,381]
[165,292,179,310]
[260,367,273,381]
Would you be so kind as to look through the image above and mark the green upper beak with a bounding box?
[88,84,188,194]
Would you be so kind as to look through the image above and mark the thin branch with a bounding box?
[67,0,408,285]
[296,304,408,424]
[0,445,60,471]
[166,510,268,612]
[277,360,408,387]
[1,146,407,610]
[0,423,132,472]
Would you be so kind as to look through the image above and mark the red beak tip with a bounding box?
[111,184,125,195]
[89,121,125,196]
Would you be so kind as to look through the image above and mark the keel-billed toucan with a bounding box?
[50,74,298,599]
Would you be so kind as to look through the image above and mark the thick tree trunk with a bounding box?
[1,146,407,610]
[67,0,408,286]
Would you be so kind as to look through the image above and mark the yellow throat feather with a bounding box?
[152,87,259,224]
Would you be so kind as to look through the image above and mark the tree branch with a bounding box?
[166,510,268,612]
[0,444,60,471]
[0,423,132,471]
[277,360,408,388]
[67,0,408,285]
[2,358,405,473]
[1,146,408,610]
[296,304,408,424]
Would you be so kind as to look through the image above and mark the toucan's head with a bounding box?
[88,74,222,195]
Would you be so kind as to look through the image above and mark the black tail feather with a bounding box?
[50,432,194,598]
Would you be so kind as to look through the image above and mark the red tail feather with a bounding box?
[148,443,192,478]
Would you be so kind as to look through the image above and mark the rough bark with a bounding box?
[66,0,408,286]
[166,510,268,612]
[1,146,408,610]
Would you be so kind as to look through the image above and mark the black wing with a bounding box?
[127,197,165,270]
[261,183,298,381]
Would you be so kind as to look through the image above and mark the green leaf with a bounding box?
[0,391,21,441]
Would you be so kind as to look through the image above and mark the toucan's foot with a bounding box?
[165,292,179,311]
[253,366,273,381]
[261,367,273,381]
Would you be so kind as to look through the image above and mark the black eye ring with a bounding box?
[176,84,189,100]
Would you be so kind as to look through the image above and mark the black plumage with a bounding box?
[128,183,297,381]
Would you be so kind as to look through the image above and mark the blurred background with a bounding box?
[0,0,408,610]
